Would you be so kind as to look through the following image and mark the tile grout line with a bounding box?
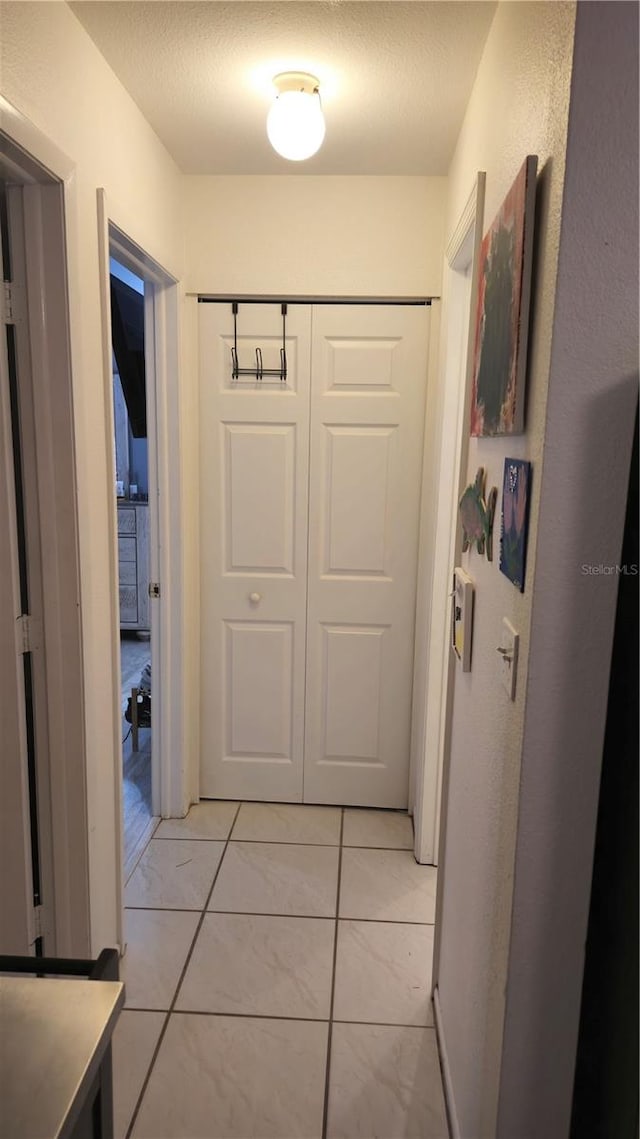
[198,800,412,818]
[150,836,418,852]
[153,836,341,846]
[122,1007,438,1030]
[123,904,434,926]
[124,801,243,1139]
[321,806,345,1139]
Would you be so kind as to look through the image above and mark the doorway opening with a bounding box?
[98,202,188,936]
[109,256,156,878]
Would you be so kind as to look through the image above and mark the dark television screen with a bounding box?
[110,274,146,438]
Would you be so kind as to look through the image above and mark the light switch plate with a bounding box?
[499,618,519,699]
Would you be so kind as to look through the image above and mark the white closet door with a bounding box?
[199,303,312,801]
[304,305,430,807]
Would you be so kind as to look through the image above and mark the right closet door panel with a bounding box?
[304,304,430,807]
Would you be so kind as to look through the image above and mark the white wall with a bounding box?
[435,3,577,1135]
[184,175,446,297]
[497,3,639,1134]
[0,0,185,953]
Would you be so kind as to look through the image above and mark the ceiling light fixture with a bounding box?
[266,72,325,161]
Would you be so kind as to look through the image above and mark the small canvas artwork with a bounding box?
[499,459,532,591]
[470,155,538,436]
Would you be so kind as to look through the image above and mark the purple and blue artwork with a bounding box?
[499,458,532,591]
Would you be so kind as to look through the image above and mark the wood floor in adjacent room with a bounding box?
[121,633,156,880]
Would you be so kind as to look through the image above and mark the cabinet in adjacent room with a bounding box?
[117,501,150,631]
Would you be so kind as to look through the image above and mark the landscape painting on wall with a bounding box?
[470,155,538,436]
[499,458,532,591]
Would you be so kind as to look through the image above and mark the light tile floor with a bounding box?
[113,801,448,1139]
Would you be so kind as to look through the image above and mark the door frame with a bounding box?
[0,267,33,953]
[97,191,187,833]
[197,297,432,808]
[1,95,191,957]
[0,112,91,955]
[411,175,486,865]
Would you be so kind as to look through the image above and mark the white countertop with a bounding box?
[0,976,124,1139]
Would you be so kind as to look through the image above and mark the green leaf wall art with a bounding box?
[459,467,498,561]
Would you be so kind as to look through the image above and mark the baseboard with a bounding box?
[434,985,461,1139]
[124,815,160,884]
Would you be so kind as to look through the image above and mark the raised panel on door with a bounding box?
[223,424,295,575]
[304,305,430,807]
[199,302,311,801]
[323,426,394,577]
[225,622,293,760]
[322,624,387,761]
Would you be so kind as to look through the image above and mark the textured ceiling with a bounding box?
[69,1,497,175]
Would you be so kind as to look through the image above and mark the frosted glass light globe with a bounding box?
[267,87,325,161]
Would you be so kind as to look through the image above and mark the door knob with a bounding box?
[249,592,262,604]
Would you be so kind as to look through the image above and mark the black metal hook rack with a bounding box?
[231,301,288,383]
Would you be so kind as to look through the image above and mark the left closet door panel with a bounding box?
[199,303,312,801]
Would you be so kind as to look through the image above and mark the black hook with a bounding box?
[228,301,288,383]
